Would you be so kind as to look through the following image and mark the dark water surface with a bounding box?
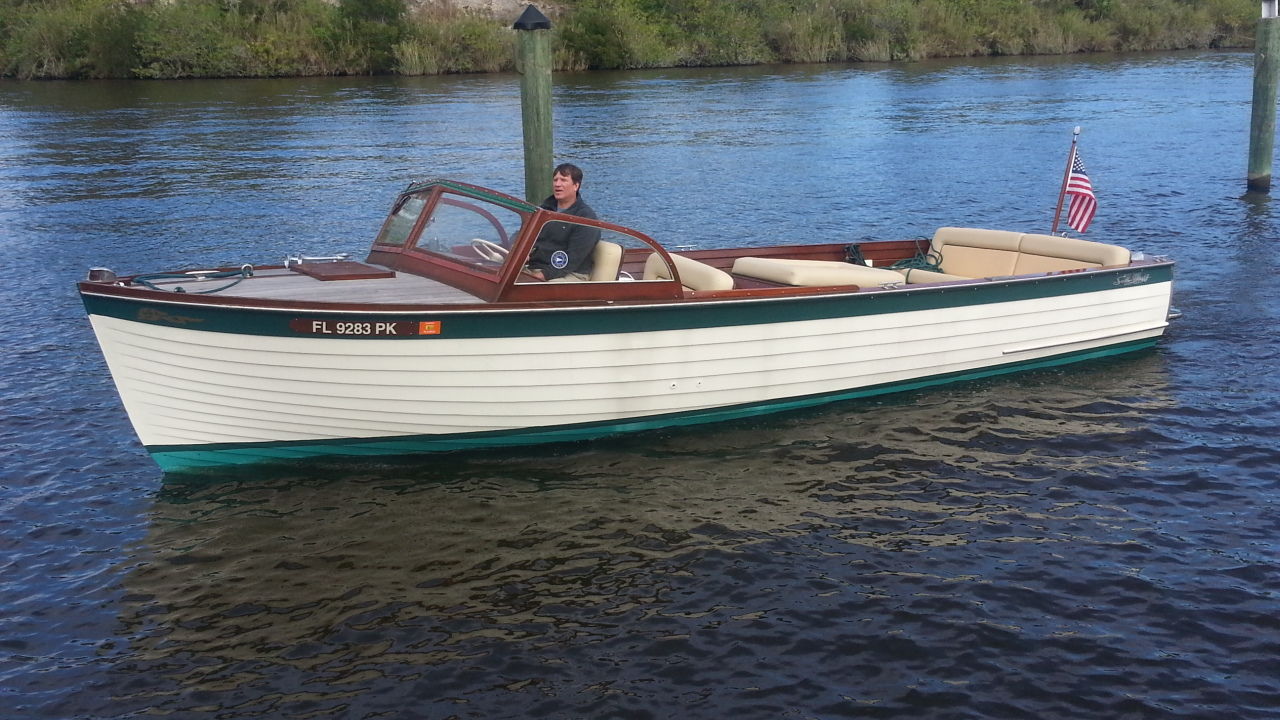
[2,52,1277,719]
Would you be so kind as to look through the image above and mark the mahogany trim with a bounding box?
[494,210,686,302]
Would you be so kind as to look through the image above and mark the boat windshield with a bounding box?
[374,192,430,248]
[412,191,526,275]
[370,182,682,299]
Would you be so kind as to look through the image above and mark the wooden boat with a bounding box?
[78,179,1175,471]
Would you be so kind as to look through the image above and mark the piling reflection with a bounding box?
[109,353,1173,714]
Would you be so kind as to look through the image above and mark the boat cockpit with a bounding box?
[366,179,696,303]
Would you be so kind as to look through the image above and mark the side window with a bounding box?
[374,192,429,247]
[595,229,659,282]
[414,194,525,273]
[516,225,665,284]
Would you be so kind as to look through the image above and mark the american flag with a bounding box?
[1065,149,1097,233]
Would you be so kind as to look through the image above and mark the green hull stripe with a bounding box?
[83,265,1173,340]
[150,338,1158,471]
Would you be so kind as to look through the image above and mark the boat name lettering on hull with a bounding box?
[289,319,441,336]
[138,308,204,326]
[1113,271,1151,287]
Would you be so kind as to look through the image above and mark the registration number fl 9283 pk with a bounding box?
[289,319,441,336]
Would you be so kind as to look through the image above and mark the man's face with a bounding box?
[552,172,579,205]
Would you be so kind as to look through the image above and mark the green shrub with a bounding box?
[397,8,512,74]
[83,1,141,77]
[3,1,84,78]
[134,0,244,78]
[332,0,407,73]
[1051,7,1114,52]
[764,1,845,63]
[394,34,444,75]
[245,1,338,76]
[916,1,985,58]
[665,0,773,65]
[858,0,926,61]
[0,0,1261,79]
[1,0,138,78]
[558,0,678,69]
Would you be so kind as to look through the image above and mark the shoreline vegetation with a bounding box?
[0,0,1255,80]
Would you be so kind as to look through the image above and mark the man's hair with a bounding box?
[553,163,584,185]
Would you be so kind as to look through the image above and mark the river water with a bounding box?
[1,51,1277,719]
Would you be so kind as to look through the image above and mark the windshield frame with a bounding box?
[365,179,684,303]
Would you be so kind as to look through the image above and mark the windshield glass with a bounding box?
[374,192,429,247]
[412,192,526,274]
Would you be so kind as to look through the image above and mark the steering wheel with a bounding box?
[470,238,509,262]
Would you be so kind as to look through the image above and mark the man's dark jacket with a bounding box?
[527,194,600,280]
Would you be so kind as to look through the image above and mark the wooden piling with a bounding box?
[1248,1,1280,193]
[514,5,553,205]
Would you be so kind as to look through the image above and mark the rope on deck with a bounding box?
[889,237,944,272]
[132,264,254,294]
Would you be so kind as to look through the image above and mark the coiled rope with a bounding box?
[889,236,944,272]
[845,237,944,273]
[132,264,254,294]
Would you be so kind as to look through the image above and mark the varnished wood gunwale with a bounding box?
[79,255,1175,325]
[77,239,927,314]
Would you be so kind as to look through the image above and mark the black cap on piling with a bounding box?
[513,4,551,30]
[514,3,553,203]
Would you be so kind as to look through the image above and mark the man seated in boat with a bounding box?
[523,163,601,281]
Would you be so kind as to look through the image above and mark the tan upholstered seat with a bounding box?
[931,227,1023,277]
[643,253,734,291]
[731,257,904,287]
[589,240,623,281]
[1013,233,1131,274]
[911,227,1132,282]
[894,267,969,284]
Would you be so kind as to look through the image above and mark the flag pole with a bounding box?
[1051,126,1081,234]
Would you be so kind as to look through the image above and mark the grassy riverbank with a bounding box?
[0,0,1255,80]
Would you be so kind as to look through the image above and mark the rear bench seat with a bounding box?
[896,227,1132,284]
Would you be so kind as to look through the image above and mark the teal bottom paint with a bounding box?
[151,339,1157,472]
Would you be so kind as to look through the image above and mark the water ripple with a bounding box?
[3,53,1279,719]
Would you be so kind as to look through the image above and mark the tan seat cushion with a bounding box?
[931,227,1022,277]
[644,253,735,291]
[1014,233,1131,274]
[731,257,903,287]
[588,240,623,281]
[894,267,970,284]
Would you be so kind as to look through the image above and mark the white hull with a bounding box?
[88,281,1171,450]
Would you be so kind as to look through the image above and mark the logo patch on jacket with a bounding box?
[551,250,569,269]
